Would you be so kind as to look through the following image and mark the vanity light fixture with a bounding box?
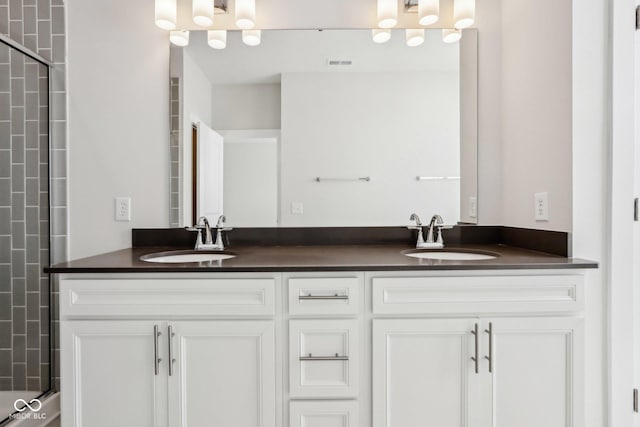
[453,0,475,29]
[442,28,461,43]
[405,28,425,46]
[242,29,261,46]
[372,29,392,43]
[235,0,256,29]
[418,0,439,26]
[169,29,190,46]
[193,0,214,27]
[208,30,227,49]
[155,0,177,30]
[378,0,398,28]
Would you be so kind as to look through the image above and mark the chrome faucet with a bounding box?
[408,213,450,249]
[187,215,232,251]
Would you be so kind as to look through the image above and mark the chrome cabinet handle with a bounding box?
[153,325,162,375]
[168,325,176,376]
[299,353,349,361]
[484,322,493,373]
[471,323,479,374]
[298,294,349,300]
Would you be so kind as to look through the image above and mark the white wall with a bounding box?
[500,0,572,232]
[280,71,459,226]
[181,50,214,226]
[211,84,281,130]
[66,0,169,259]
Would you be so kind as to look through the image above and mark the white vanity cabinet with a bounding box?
[59,275,278,427]
[58,269,586,427]
[369,273,585,427]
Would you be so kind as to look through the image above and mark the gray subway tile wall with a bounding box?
[1,0,66,396]
[170,77,180,227]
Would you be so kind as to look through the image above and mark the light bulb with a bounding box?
[372,29,391,44]
[454,0,475,29]
[442,28,461,43]
[418,0,439,26]
[193,0,214,27]
[236,0,256,29]
[406,29,425,47]
[377,0,398,28]
[242,29,261,46]
[169,30,190,47]
[155,0,177,30]
[208,30,227,49]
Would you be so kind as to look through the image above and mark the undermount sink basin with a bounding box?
[403,249,498,261]
[140,250,236,264]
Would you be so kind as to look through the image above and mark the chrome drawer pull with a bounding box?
[168,324,176,376]
[298,294,349,300]
[470,323,479,374]
[299,353,349,361]
[153,325,162,375]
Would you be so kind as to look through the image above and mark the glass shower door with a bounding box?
[0,39,51,423]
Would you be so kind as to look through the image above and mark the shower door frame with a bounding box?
[0,33,54,425]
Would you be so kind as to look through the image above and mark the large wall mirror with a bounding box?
[169,29,477,228]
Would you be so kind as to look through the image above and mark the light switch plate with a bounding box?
[291,202,304,215]
[469,196,477,218]
[534,192,549,221]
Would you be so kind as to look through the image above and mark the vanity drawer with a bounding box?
[371,274,584,314]
[289,319,359,398]
[290,401,359,427]
[287,276,361,315]
[59,277,276,318]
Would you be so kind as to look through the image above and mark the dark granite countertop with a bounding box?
[45,244,598,273]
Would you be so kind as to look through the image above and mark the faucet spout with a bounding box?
[426,215,444,243]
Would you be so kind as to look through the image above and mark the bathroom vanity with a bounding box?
[48,239,596,427]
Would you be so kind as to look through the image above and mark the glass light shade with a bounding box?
[242,29,261,46]
[442,28,461,43]
[418,0,439,26]
[372,29,391,44]
[207,30,227,49]
[193,0,214,27]
[155,0,177,30]
[169,30,190,47]
[454,0,475,29]
[377,0,398,28]
[235,0,256,29]
[405,29,425,47]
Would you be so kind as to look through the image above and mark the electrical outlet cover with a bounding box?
[534,192,549,221]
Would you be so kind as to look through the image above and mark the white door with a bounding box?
[196,122,224,221]
[223,137,279,227]
[60,321,167,427]
[167,321,275,427]
[372,318,479,427]
[488,317,584,427]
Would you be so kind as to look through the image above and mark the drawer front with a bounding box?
[60,277,276,318]
[371,274,584,314]
[289,319,359,398]
[288,276,361,315]
[290,401,359,427]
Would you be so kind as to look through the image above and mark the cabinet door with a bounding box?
[487,317,584,427]
[372,319,479,427]
[60,321,167,427]
[167,321,275,427]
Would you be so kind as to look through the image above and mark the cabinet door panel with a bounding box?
[490,317,584,427]
[60,321,166,427]
[373,319,477,427]
[168,321,275,427]
[290,401,359,427]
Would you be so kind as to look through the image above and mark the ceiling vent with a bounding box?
[327,60,353,66]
